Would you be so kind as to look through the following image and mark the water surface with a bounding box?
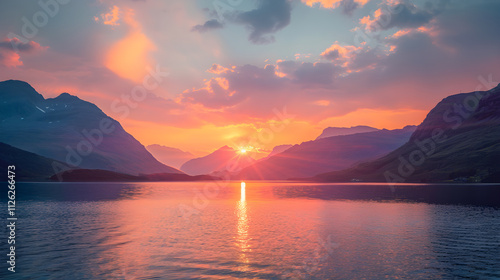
[1,181,499,279]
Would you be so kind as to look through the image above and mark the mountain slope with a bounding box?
[237,126,416,180]
[315,84,500,183]
[146,144,194,169]
[0,142,66,181]
[0,80,182,176]
[316,125,379,140]
[257,144,293,162]
[181,145,254,175]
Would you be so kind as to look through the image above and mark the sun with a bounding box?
[238,146,254,154]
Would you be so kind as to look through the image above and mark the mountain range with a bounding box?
[257,144,293,161]
[237,126,417,180]
[146,144,194,169]
[181,145,255,176]
[315,83,500,183]
[315,125,379,140]
[1,79,499,183]
[0,80,181,177]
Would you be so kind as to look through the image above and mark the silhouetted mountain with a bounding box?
[259,144,293,161]
[0,80,182,176]
[51,169,219,182]
[237,126,416,180]
[181,145,255,175]
[146,144,194,169]
[0,142,68,181]
[316,125,379,140]
[315,84,500,183]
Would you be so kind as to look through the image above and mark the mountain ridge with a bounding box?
[0,80,183,176]
[237,125,417,180]
[181,145,254,175]
[315,84,500,183]
[316,125,379,140]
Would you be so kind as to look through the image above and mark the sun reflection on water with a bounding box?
[236,181,250,269]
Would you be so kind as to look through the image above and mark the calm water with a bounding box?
[1,181,500,279]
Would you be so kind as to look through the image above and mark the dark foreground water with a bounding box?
[1,182,500,279]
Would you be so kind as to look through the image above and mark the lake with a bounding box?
[1,181,500,279]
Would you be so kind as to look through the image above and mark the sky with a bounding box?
[0,0,499,157]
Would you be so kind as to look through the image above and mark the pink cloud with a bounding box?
[96,5,121,26]
[0,37,47,68]
[0,52,22,67]
[302,0,370,9]
[207,63,231,75]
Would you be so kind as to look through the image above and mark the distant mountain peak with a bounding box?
[57,92,73,98]
[181,145,254,175]
[0,79,45,103]
[217,145,235,151]
[146,144,194,170]
[316,125,379,140]
[54,92,81,102]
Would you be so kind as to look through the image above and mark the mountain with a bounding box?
[0,142,68,181]
[237,126,417,180]
[50,169,219,182]
[0,80,182,176]
[181,145,255,176]
[316,125,379,140]
[146,144,194,169]
[258,144,293,161]
[315,84,500,183]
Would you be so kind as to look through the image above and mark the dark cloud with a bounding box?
[234,0,292,44]
[367,0,449,31]
[435,1,500,52]
[191,19,224,33]
[277,61,338,85]
[321,49,340,61]
[0,38,41,52]
[294,62,337,85]
[193,0,293,44]
[340,0,359,15]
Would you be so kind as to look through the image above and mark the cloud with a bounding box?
[278,61,338,85]
[180,60,341,119]
[182,77,243,109]
[0,38,46,53]
[207,63,231,74]
[302,0,370,14]
[105,8,156,83]
[194,0,293,44]
[191,19,224,33]
[180,0,500,129]
[360,0,449,32]
[0,52,22,67]
[95,5,121,26]
[0,38,47,67]
[320,43,360,62]
[235,0,292,44]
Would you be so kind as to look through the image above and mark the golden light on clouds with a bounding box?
[99,5,120,26]
[302,0,370,9]
[105,8,156,83]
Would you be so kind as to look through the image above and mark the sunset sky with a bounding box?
[0,0,499,156]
